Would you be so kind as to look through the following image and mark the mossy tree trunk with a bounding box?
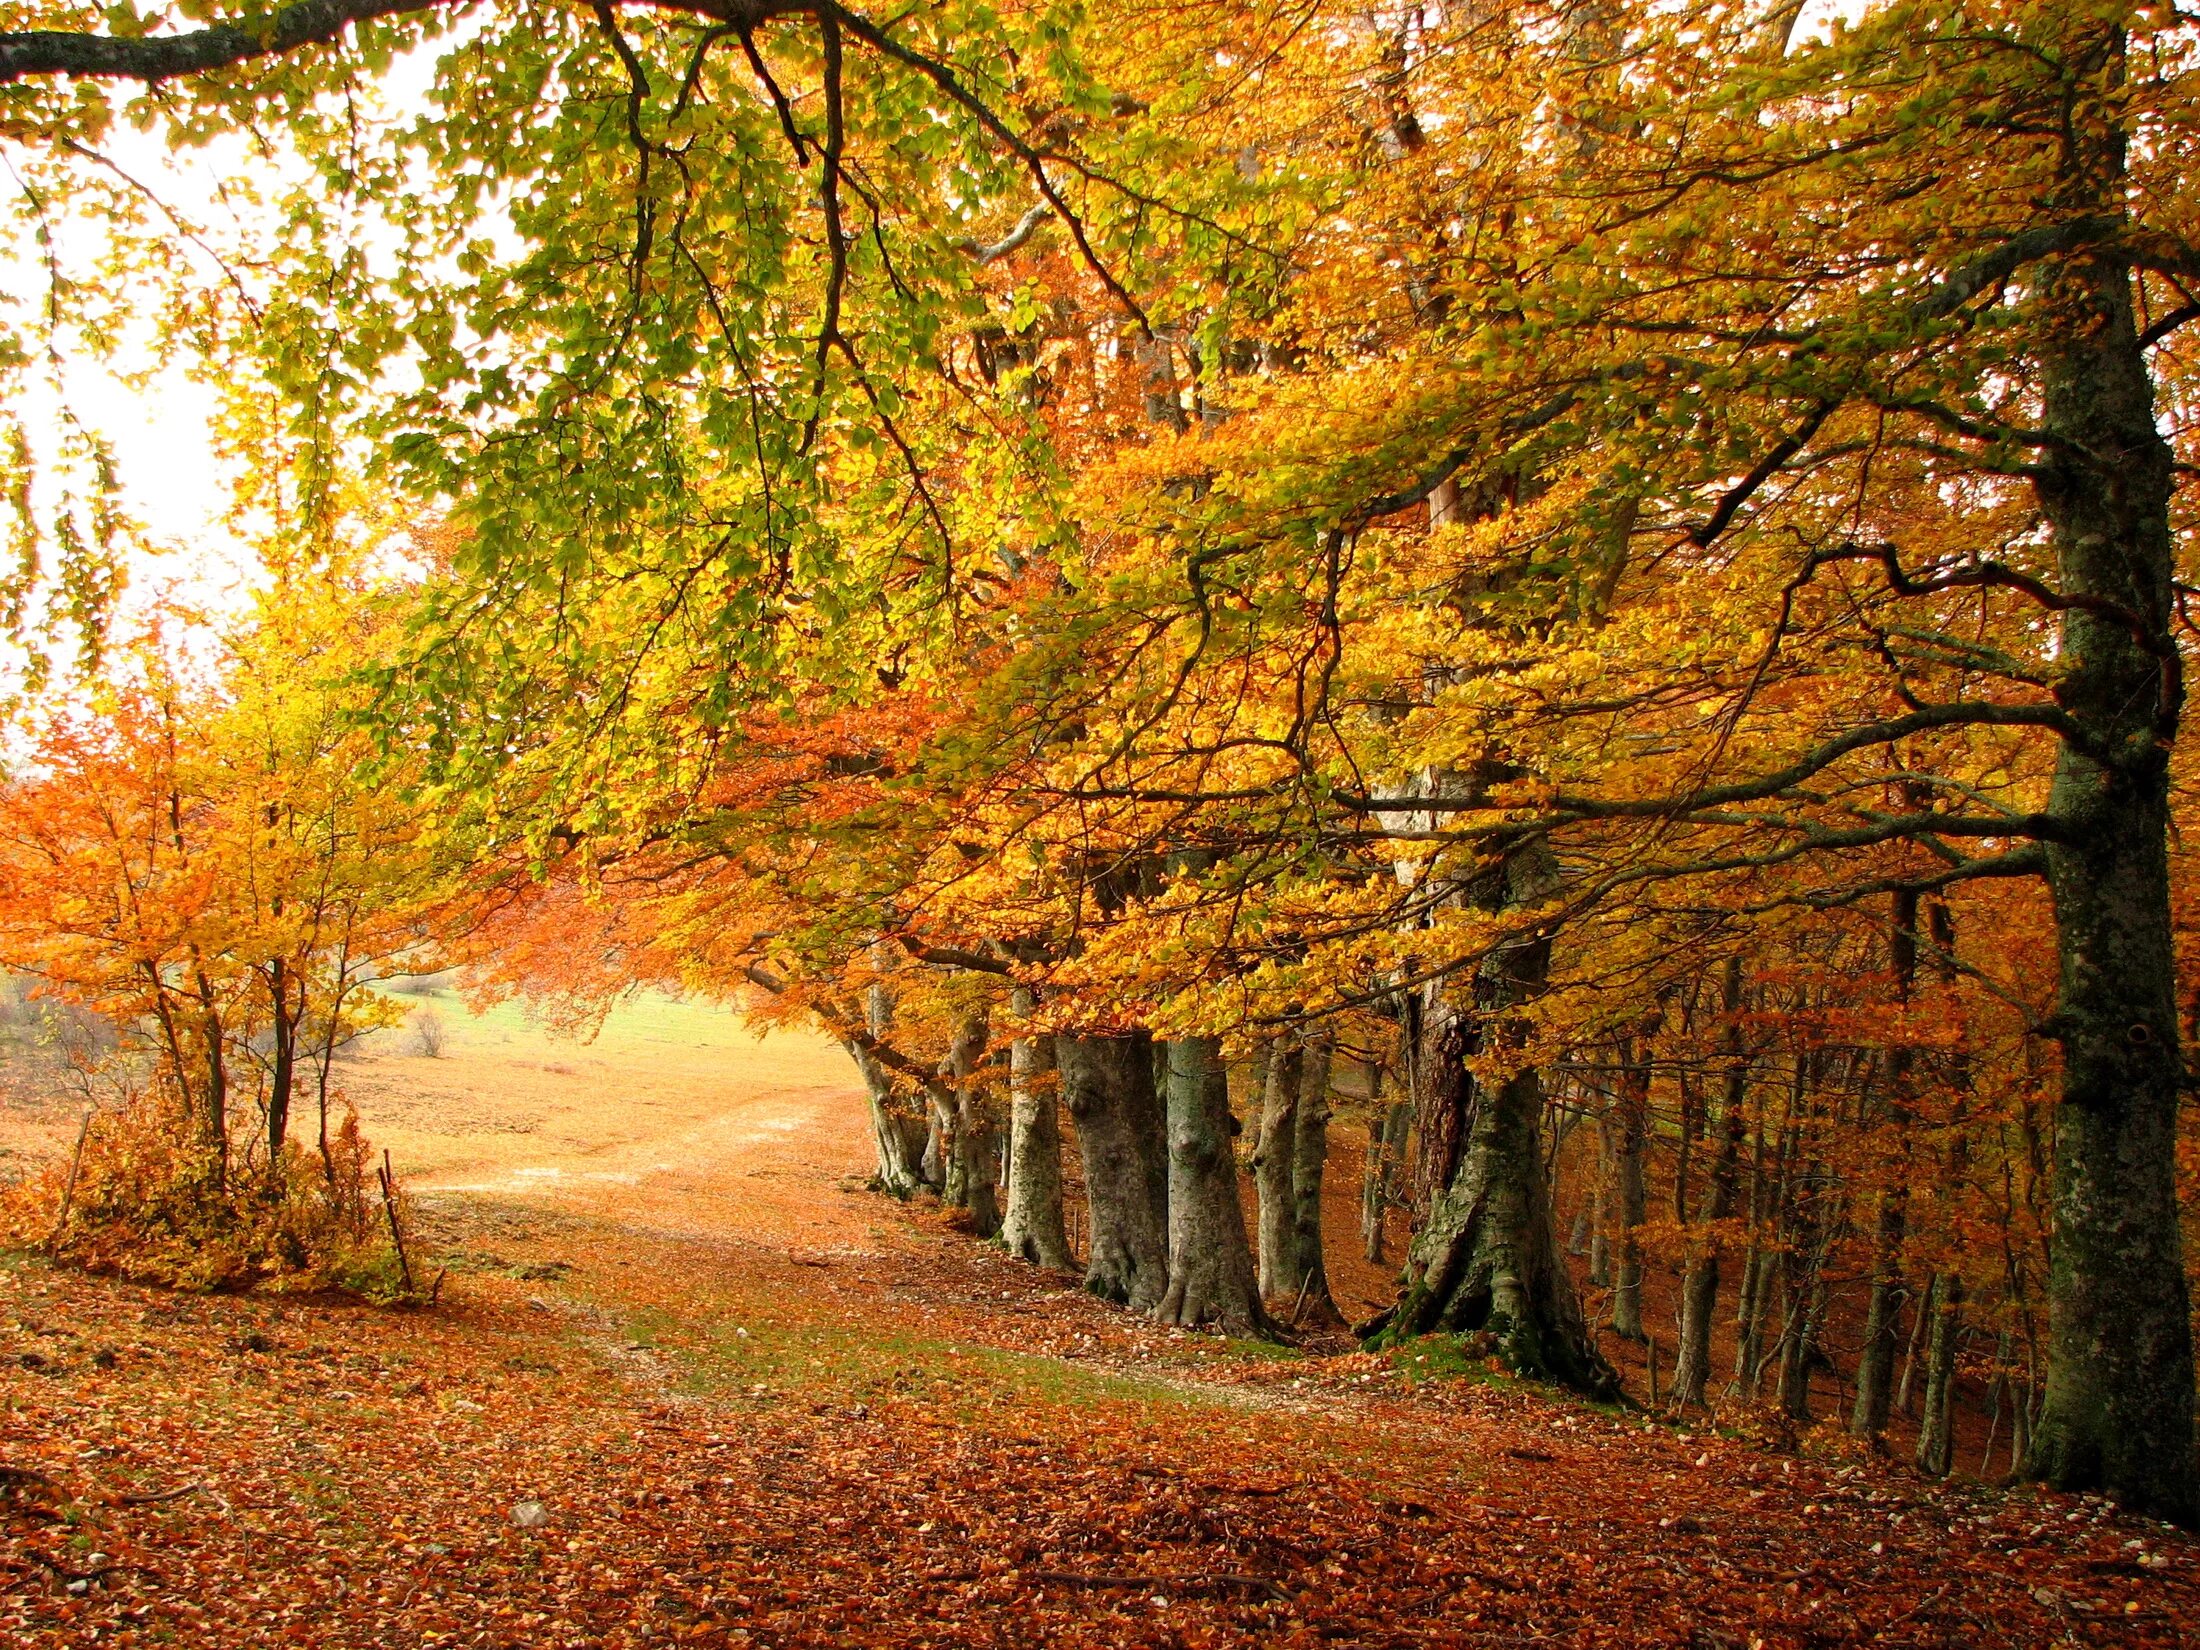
[1364,844,1617,1398]
[2021,175,2196,1522]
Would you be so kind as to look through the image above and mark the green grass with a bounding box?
[375,983,773,1061]
[562,1286,1234,1422]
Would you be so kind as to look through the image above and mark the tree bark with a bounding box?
[1852,889,1920,1443]
[1362,1083,1409,1264]
[1253,1036,1303,1298]
[2024,198,2198,1521]
[846,1039,930,1198]
[267,957,296,1167]
[1287,1035,1340,1327]
[1364,845,1618,1398]
[946,1013,1000,1237]
[1671,959,1747,1412]
[1915,1273,1962,1478]
[999,993,1072,1268]
[849,979,929,1197]
[1152,1035,1269,1335]
[1609,1031,1651,1343]
[1059,1032,1169,1310]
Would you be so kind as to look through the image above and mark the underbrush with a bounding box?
[0,1092,422,1299]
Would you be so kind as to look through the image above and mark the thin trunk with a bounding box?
[267,957,296,1167]
[1730,1066,1776,1395]
[1587,1130,1611,1288]
[194,966,227,1193]
[1672,959,1747,1412]
[1916,1273,1962,1478]
[1362,1081,1409,1264]
[1253,1035,1303,1298]
[1610,1032,1651,1343]
[1853,888,1920,1443]
[1896,1275,1932,1418]
[1059,1032,1169,1310]
[1288,1035,1340,1327]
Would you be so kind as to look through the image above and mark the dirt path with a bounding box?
[5,1003,2198,1646]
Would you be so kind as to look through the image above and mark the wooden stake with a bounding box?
[377,1148,416,1296]
[52,1109,93,1245]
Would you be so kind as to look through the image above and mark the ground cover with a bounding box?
[3,997,2194,1646]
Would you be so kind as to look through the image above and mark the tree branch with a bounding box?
[0,0,443,82]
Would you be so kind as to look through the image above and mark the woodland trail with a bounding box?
[5,1016,2199,1648]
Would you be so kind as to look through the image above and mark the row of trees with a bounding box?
[1,0,2196,1520]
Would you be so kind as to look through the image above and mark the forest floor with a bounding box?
[2,991,2197,1647]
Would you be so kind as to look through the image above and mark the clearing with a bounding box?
[3,991,2194,1647]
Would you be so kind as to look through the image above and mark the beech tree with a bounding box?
[5,0,2199,1526]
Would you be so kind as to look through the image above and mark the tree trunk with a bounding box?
[999,991,1072,1267]
[1362,1083,1409,1264]
[2025,218,2198,1522]
[193,966,227,1192]
[1152,1035,1269,1335]
[1609,1033,1650,1343]
[1587,1143,1611,1288]
[1364,846,1617,1398]
[1672,960,1747,1412]
[1287,1036,1340,1327]
[1853,889,1919,1443]
[1253,1036,1303,1297]
[267,958,296,1167]
[1059,1032,1169,1310]
[848,979,929,1197]
[1849,1204,1908,1442]
[947,1014,1000,1238]
[1915,1272,1962,1478]
[846,1040,929,1197]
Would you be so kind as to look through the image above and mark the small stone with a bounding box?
[511,1499,551,1529]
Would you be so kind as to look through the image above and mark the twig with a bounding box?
[112,1481,205,1507]
[1873,1582,1951,1635]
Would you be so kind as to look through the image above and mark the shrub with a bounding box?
[0,1090,422,1298]
[407,1004,448,1059]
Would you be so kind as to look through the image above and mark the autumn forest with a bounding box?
[3,0,2200,1644]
